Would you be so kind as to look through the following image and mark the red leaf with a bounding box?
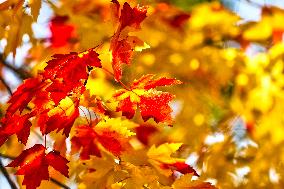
[0,112,35,146]
[1,47,100,144]
[71,125,101,159]
[135,124,158,145]
[131,74,182,90]
[72,122,132,159]
[6,77,44,116]
[115,96,136,119]
[111,39,133,81]
[43,48,101,85]
[7,144,69,189]
[113,75,181,124]
[139,92,175,124]
[45,79,72,105]
[111,0,120,19]
[168,13,190,29]
[49,15,75,48]
[161,162,199,176]
[143,76,183,90]
[131,74,155,89]
[46,151,69,177]
[97,130,130,156]
[42,48,101,103]
[119,2,147,31]
[110,1,148,81]
[38,103,79,137]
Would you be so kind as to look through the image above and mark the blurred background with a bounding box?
[1,0,284,188]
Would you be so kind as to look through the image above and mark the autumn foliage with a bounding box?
[1,0,284,189]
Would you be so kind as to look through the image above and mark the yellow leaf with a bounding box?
[147,143,183,164]
[96,117,137,137]
[48,97,76,117]
[173,174,217,189]
[243,21,272,41]
[29,0,41,21]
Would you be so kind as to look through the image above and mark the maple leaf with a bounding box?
[72,118,136,159]
[45,79,73,105]
[135,124,158,145]
[71,125,102,160]
[80,90,108,116]
[42,48,101,104]
[5,77,44,117]
[110,1,148,81]
[1,45,102,147]
[95,118,135,156]
[38,98,79,137]
[139,91,175,124]
[7,144,69,189]
[168,13,191,29]
[172,174,217,189]
[147,143,183,164]
[113,74,182,124]
[161,162,199,176]
[0,112,35,146]
[155,4,190,30]
[29,0,41,21]
[49,15,76,48]
[147,143,198,177]
[43,48,101,83]
[118,2,148,31]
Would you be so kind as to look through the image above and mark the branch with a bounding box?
[0,153,14,159]
[0,54,31,80]
[50,178,70,189]
[0,154,70,189]
[0,76,12,95]
[239,0,263,8]
[0,159,18,189]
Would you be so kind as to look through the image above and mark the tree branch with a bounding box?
[50,178,70,189]
[0,154,70,189]
[0,76,12,95]
[0,54,31,80]
[0,159,18,189]
[0,153,14,160]
[240,0,263,8]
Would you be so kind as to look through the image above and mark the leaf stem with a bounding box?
[101,67,132,91]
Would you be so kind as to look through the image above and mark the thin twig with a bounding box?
[0,154,70,189]
[79,106,91,125]
[0,76,12,95]
[0,159,18,189]
[0,153,15,159]
[0,54,31,80]
[240,0,263,8]
[50,178,70,189]
[101,67,131,91]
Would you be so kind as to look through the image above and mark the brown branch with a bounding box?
[0,153,15,160]
[0,54,31,80]
[0,154,70,189]
[50,178,70,189]
[0,76,12,95]
[0,159,18,189]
